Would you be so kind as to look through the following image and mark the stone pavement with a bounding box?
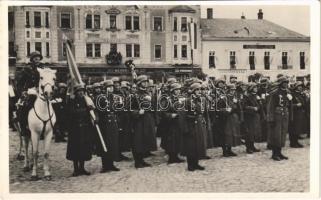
[9,129,309,193]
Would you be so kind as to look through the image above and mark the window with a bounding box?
[300,52,305,69]
[94,15,100,29]
[8,12,14,30]
[110,43,117,52]
[34,12,41,28]
[134,44,140,58]
[133,16,140,30]
[209,51,215,68]
[181,17,187,32]
[86,14,92,29]
[249,51,255,70]
[27,42,30,57]
[46,42,50,57]
[35,42,42,54]
[174,35,177,41]
[126,44,132,57]
[173,17,177,31]
[125,16,132,30]
[26,11,30,27]
[182,35,187,41]
[46,32,50,38]
[282,52,288,69]
[155,45,161,59]
[62,43,67,57]
[110,15,116,29]
[264,51,270,70]
[174,45,178,59]
[60,13,71,28]
[181,45,187,58]
[86,43,101,58]
[86,43,93,57]
[154,17,162,31]
[35,32,41,38]
[26,31,30,38]
[230,51,236,69]
[94,43,101,57]
[45,12,49,28]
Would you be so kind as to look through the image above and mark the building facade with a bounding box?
[9,6,310,82]
[201,9,310,82]
[10,5,202,82]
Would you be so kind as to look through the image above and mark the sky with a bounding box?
[201,5,310,36]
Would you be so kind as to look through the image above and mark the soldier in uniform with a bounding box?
[266,75,292,161]
[66,84,94,176]
[95,80,121,172]
[16,51,44,138]
[289,81,306,148]
[130,75,157,168]
[112,77,131,161]
[183,82,206,171]
[244,83,262,154]
[52,83,68,142]
[161,83,185,164]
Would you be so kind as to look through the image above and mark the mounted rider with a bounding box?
[16,51,46,136]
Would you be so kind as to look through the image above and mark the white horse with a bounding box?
[28,68,57,181]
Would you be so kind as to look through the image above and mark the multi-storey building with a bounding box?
[201,9,310,82]
[9,6,310,82]
[10,5,202,82]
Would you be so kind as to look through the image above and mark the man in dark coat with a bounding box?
[266,75,292,161]
[161,83,185,164]
[66,84,94,176]
[244,83,262,154]
[112,77,131,161]
[289,81,307,148]
[94,80,121,172]
[183,82,206,171]
[130,75,157,168]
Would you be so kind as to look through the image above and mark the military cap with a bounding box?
[58,83,67,88]
[215,79,226,87]
[227,84,236,90]
[276,75,289,85]
[136,75,148,85]
[74,83,85,92]
[247,82,258,92]
[121,81,130,89]
[167,77,177,85]
[190,82,202,93]
[30,51,43,61]
[93,82,101,88]
[230,75,237,79]
[184,78,194,87]
[104,80,114,87]
[170,83,182,92]
[260,77,269,84]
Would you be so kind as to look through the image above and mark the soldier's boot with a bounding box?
[134,153,145,169]
[246,141,254,154]
[278,147,288,160]
[194,159,205,170]
[227,147,237,156]
[271,147,281,161]
[141,159,151,167]
[222,146,230,157]
[72,160,80,176]
[187,157,195,171]
[78,161,91,175]
[167,153,176,164]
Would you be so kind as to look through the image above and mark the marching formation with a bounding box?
[9,51,310,178]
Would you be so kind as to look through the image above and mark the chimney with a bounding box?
[241,12,246,19]
[207,8,213,19]
[258,9,263,20]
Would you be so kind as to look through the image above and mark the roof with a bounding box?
[169,5,196,14]
[201,18,310,42]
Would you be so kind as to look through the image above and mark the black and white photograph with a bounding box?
[2,0,320,197]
